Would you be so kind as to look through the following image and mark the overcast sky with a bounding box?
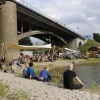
[17,0,100,43]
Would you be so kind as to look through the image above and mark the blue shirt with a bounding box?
[39,69,51,80]
[27,67,34,79]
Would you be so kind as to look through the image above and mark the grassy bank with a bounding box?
[14,58,100,95]
[33,58,100,72]
[0,80,29,100]
[75,58,100,65]
[0,80,8,98]
[34,58,100,95]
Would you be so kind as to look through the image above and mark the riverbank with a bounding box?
[74,58,100,66]
[0,72,100,100]
[33,58,100,72]
[33,58,100,95]
[0,58,100,99]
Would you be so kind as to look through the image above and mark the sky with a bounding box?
[17,0,100,43]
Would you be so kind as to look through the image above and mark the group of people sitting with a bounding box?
[21,62,84,90]
[21,62,52,82]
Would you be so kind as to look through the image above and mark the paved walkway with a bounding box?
[0,72,100,100]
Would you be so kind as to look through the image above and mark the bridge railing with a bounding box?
[12,0,84,38]
[12,0,67,25]
[13,0,56,21]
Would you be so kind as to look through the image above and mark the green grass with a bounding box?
[0,80,8,97]
[84,84,100,95]
[6,91,29,100]
[79,39,100,53]
[0,80,29,100]
[75,58,100,65]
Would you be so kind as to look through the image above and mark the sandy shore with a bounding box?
[0,72,100,100]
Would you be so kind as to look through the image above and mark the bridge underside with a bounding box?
[16,0,84,47]
[0,0,85,61]
[17,17,75,47]
[32,34,66,46]
[18,30,68,47]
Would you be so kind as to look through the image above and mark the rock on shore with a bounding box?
[0,72,100,100]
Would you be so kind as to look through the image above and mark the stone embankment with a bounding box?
[0,72,100,100]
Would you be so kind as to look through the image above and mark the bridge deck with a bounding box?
[9,0,85,39]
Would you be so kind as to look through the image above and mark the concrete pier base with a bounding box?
[0,1,19,61]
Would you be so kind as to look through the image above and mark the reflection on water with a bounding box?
[74,64,100,88]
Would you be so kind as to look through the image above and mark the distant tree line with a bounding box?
[19,37,33,46]
[93,33,100,43]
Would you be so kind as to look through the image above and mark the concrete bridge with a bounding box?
[0,0,85,59]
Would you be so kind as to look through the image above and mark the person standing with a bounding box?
[63,64,84,89]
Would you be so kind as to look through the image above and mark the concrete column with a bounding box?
[0,1,19,61]
[67,38,77,50]
[21,21,23,33]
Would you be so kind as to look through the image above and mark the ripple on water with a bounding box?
[74,63,100,88]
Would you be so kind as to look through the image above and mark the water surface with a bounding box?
[74,63,100,88]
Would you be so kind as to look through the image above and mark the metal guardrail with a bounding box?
[12,0,70,26]
[12,0,84,39]
[13,0,58,22]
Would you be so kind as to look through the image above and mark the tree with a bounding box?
[79,39,100,53]
[19,37,33,46]
[93,33,100,43]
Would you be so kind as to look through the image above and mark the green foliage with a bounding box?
[0,80,8,97]
[7,91,29,100]
[0,80,29,100]
[91,84,100,94]
[50,68,64,85]
[93,33,100,43]
[84,84,100,94]
[19,37,33,46]
[79,39,100,53]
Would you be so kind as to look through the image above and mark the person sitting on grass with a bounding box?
[21,62,29,78]
[27,62,38,80]
[39,67,52,82]
[63,63,84,90]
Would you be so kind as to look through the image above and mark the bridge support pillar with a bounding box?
[68,38,85,50]
[0,1,19,61]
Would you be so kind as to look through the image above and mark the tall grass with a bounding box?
[0,80,8,97]
[0,80,29,100]
[84,84,100,95]
[36,66,100,95]
[14,59,100,95]
[6,91,29,100]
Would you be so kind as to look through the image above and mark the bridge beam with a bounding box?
[18,30,68,47]
[68,38,85,50]
[0,1,19,60]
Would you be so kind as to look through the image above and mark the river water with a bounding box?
[74,63,100,88]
